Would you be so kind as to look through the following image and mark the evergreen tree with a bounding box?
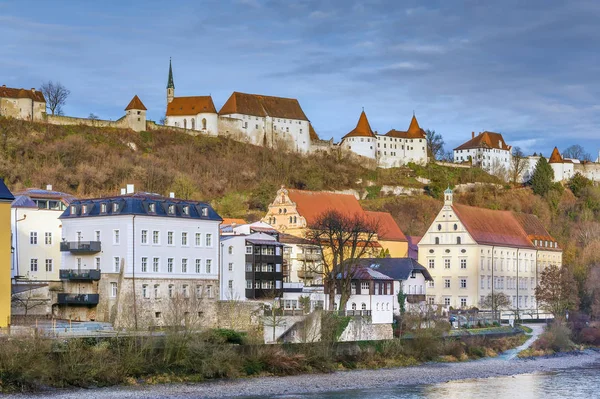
[530,156,554,196]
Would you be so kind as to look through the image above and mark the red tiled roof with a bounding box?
[221,218,247,225]
[125,95,147,111]
[548,147,563,164]
[342,110,376,139]
[219,92,309,121]
[287,189,366,226]
[309,123,320,140]
[166,96,216,116]
[511,212,561,250]
[0,86,45,102]
[452,204,533,248]
[454,131,511,151]
[385,115,426,139]
[365,211,407,242]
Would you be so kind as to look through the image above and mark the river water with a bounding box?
[242,364,600,399]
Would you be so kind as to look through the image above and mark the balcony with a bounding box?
[406,294,426,304]
[57,293,100,306]
[297,269,318,279]
[59,269,101,281]
[296,253,322,262]
[60,241,101,254]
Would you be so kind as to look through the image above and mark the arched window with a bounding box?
[183,119,187,129]
[361,303,367,310]
[289,216,293,223]
[351,303,356,310]
[191,118,195,130]
[454,224,458,231]
[456,237,461,245]
[435,237,440,245]
[293,216,297,223]
[202,118,207,130]
[278,209,282,214]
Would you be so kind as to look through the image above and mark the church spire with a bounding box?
[167,58,175,90]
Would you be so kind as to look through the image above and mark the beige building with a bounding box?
[418,188,562,314]
[0,85,46,121]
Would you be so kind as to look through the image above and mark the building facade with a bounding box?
[454,131,513,175]
[0,180,14,327]
[0,85,46,121]
[279,233,323,286]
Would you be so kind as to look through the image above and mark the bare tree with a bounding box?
[11,284,49,317]
[489,158,508,182]
[88,113,99,120]
[481,292,511,320]
[562,144,591,162]
[535,265,579,319]
[304,210,379,311]
[425,129,445,161]
[509,146,528,184]
[40,81,70,116]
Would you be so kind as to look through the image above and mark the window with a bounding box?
[437,224,442,231]
[228,246,233,255]
[206,259,212,274]
[141,257,148,272]
[195,233,202,246]
[228,280,233,290]
[42,258,52,272]
[428,281,435,288]
[183,284,189,298]
[110,282,118,298]
[30,259,38,272]
[435,237,440,245]
[168,258,174,273]
[113,230,120,244]
[228,262,233,272]
[152,231,159,244]
[181,258,188,273]
[183,206,189,216]
[95,230,101,241]
[361,303,367,310]
[153,257,159,272]
[114,257,120,272]
[460,279,467,289]
[202,118,207,129]
[153,284,160,298]
[112,203,119,212]
[205,233,212,247]
[481,276,485,289]
[456,237,461,245]
[207,285,213,298]
[82,204,88,214]
[70,205,77,214]
[444,279,450,288]
[168,284,174,298]
[444,259,451,269]
[351,282,357,295]
[351,302,357,310]
[460,298,467,308]
[167,231,173,245]
[444,297,451,306]
[95,257,100,270]
[142,284,149,298]
[181,232,188,246]
[428,259,435,269]
[141,230,148,244]
[168,204,175,215]
[196,285,203,298]
[245,262,253,271]
[30,232,38,244]
[149,203,156,213]
[361,282,370,292]
[196,259,202,273]
[460,259,467,269]
[45,232,52,245]
[100,203,107,213]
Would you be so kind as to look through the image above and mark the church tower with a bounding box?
[167,58,175,104]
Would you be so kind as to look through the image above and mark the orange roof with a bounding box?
[385,115,426,139]
[166,96,217,116]
[511,212,560,250]
[219,92,309,121]
[452,204,533,248]
[342,110,376,139]
[0,85,45,102]
[548,147,563,164]
[365,211,407,242]
[309,123,320,140]
[221,218,247,225]
[125,95,147,111]
[287,189,366,226]
[454,131,511,151]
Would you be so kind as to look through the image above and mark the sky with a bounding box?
[2,0,600,157]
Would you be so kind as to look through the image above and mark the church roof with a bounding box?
[385,115,426,139]
[167,59,175,89]
[364,211,407,242]
[548,147,563,164]
[287,189,366,226]
[454,131,511,151]
[342,110,376,139]
[166,96,217,116]
[0,85,46,103]
[125,95,147,111]
[218,92,309,121]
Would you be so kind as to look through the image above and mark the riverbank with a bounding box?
[5,349,600,399]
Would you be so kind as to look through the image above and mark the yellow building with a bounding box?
[0,179,14,327]
[365,211,408,257]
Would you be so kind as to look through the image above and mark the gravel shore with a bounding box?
[6,350,600,399]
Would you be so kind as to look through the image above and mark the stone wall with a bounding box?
[338,316,393,341]
[46,114,130,129]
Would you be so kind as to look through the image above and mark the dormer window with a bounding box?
[100,203,107,213]
[82,205,88,215]
[183,206,189,216]
[201,207,208,217]
[168,204,175,215]
[148,203,156,213]
[112,203,119,212]
[70,205,77,215]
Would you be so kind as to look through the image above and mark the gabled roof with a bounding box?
[287,189,366,226]
[454,131,511,151]
[385,115,426,139]
[11,195,36,208]
[336,266,393,281]
[219,92,309,121]
[14,188,75,204]
[342,110,376,139]
[309,123,320,141]
[0,86,46,103]
[0,179,14,201]
[278,232,314,245]
[548,147,563,164]
[365,211,407,242]
[125,95,147,111]
[166,96,217,116]
[221,218,247,225]
[354,257,433,281]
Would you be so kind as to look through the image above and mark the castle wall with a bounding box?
[0,97,45,121]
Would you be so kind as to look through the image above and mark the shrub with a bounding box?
[577,327,600,346]
[203,329,246,345]
[533,322,576,352]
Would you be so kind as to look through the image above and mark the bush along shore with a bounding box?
[0,328,527,393]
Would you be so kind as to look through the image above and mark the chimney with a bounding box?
[120,188,126,195]
[126,184,134,194]
[46,184,52,191]
[471,131,475,139]
[169,192,175,198]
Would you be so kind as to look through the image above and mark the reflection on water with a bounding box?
[246,365,600,399]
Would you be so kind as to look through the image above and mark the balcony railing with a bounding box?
[406,294,426,304]
[60,241,101,254]
[296,253,322,262]
[59,269,101,281]
[57,293,100,306]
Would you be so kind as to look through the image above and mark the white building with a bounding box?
[11,187,74,281]
[0,85,46,121]
[454,131,512,175]
[418,188,562,315]
[339,110,378,159]
[279,233,323,286]
[57,187,222,326]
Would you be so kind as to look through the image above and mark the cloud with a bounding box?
[309,10,331,19]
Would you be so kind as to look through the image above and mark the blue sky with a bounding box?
[2,0,600,157]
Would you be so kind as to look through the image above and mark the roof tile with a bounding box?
[166,96,216,116]
[219,92,309,121]
[342,110,376,139]
[287,189,366,226]
[0,86,46,103]
[454,131,511,151]
[365,211,407,241]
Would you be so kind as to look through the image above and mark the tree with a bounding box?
[40,81,70,116]
[562,144,591,162]
[535,265,579,319]
[88,113,99,120]
[568,172,592,197]
[425,129,445,161]
[530,156,554,196]
[481,292,511,320]
[305,210,379,311]
[11,283,49,317]
[509,146,528,185]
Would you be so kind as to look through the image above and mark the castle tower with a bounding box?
[167,58,175,104]
[125,95,147,132]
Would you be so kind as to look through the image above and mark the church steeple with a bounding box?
[167,58,175,104]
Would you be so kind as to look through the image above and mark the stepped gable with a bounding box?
[0,85,45,102]
[385,115,426,139]
[218,92,309,121]
[454,131,511,151]
[364,211,407,242]
[166,96,216,116]
[287,189,366,226]
[452,203,533,248]
[125,95,147,111]
[548,147,564,164]
[342,110,376,139]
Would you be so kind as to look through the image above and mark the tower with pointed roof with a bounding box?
[125,95,147,132]
[167,58,175,104]
[340,110,377,160]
